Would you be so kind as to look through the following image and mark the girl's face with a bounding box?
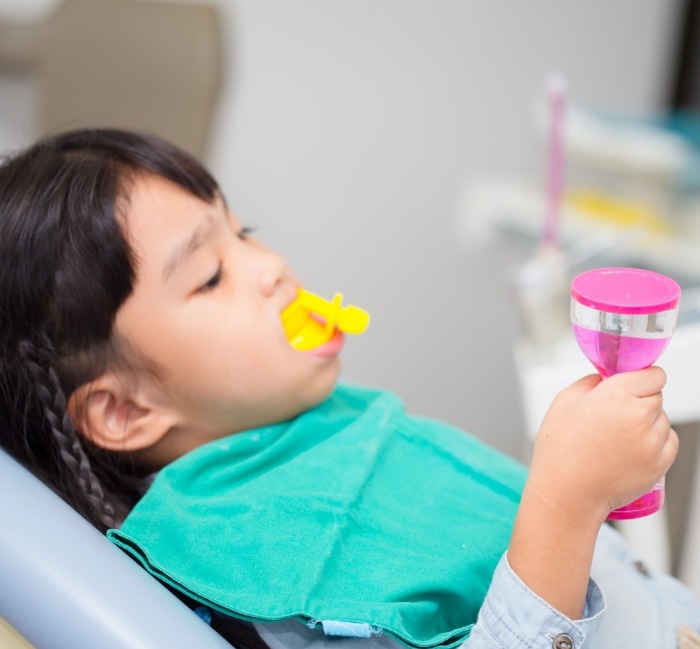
[114,174,341,463]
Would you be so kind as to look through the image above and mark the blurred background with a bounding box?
[2,0,700,594]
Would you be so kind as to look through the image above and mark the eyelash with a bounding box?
[198,226,255,292]
[238,226,255,240]
[200,266,224,292]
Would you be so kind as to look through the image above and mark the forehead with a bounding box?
[122,173,220,246]
[124,173,207,229]
[119,174,224,285]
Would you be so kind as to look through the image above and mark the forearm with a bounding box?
[507,481,602,619]
[459,481,606,649]
[463,549,605,649]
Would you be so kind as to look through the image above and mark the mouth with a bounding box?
[304,328,345,357]
[282,307,337,351]
[280,288,369,352]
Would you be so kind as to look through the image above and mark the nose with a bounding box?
[255,243,293,298]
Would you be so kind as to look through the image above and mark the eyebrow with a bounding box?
[162,218,214,285]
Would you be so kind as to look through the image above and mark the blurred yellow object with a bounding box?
[281,289,370,351]
[567,190,674,235]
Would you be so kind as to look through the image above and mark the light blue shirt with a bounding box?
[466,553,604,647]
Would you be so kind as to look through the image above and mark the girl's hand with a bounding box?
[507,367,677,620]
[527,366,678,525]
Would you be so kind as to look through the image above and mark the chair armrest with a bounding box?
[0,448,231,649]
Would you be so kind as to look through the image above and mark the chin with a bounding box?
[303,363,341,410]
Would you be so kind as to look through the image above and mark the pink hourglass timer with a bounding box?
[570,267,681,519]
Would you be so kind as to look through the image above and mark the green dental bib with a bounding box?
[108,385,526,648]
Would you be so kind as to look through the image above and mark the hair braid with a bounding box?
[18,334,117,530]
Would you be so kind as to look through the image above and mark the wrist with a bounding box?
[523,471,611,531]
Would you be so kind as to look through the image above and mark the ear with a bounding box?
[67,373,176,453]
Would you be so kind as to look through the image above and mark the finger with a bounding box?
[658,423,679,474]
[641,391,664,416]
[651,408,674,445]
[608,366,667,398]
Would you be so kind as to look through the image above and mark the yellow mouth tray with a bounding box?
[281,289,370,351]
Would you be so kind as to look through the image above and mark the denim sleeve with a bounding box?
[462,553,606,649]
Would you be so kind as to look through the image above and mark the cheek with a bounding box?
[127,300,296,396]
[185,318,286,382]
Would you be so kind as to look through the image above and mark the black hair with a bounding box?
[0,128,272,648]
[0,128,219,530]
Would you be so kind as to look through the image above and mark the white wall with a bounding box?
[0,0,682,457]
[206,0,681,456]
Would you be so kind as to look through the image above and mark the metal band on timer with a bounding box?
[571,301,679,339]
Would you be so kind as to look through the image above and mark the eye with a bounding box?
[198,265,223,292]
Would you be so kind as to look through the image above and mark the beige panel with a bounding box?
[0,0,222,160]
[0,617,34,649]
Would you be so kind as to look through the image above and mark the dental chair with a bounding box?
[0,448,232,649]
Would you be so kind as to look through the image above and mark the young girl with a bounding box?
[0,128,697,649]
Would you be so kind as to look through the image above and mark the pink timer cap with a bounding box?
[571,267,681,314]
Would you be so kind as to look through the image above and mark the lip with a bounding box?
[304,328,345,357]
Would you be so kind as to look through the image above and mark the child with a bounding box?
[0,128,697,649]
